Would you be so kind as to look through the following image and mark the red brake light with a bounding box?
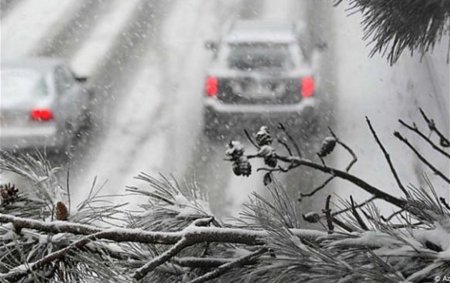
[206,76,218,97]
[301,76,315,98]
[31,108,54,121]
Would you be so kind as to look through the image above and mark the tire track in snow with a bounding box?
[69,0,173,205]
[32,0,107,58]
[1,0,85,58]
[69,0,144,78]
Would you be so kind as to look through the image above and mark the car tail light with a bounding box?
[205,76,218,97]
[301,76,315,98]
[30,108,54,121]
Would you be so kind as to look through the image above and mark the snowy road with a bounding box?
[1,0,448,218]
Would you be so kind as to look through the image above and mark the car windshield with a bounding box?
[226,43,294,71]
[1,69,48,101]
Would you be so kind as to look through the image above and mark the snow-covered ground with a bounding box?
[1,0,448,217]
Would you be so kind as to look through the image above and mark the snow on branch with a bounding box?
[0,109,449,282]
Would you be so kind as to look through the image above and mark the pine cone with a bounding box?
[255,126,272,146]
[258,145,277,168]
[232,156,252,177]
[264,155,277,168]
[0,183,19,204]
[303,212,321,223]
[317,137,337,157]
[226,141,245,160]
[55,201,69,221]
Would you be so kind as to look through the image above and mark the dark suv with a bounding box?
[203,20,319,139]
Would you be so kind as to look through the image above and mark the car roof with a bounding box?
[1,57,65,73]
[224,21,298,44]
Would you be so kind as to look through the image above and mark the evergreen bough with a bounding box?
[0,110,448,282]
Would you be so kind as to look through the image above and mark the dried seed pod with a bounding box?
[303,212,321,223]
[232,156,252,177]
[317,137,337,157]
[55,201,69,221]
[255,126,272,146]
[226,141,245,160]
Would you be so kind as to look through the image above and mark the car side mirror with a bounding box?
[204,40,218,51]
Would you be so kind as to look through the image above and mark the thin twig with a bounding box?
[278,123,302,158]
[419,108,450,147]
[394,131,450,184]
[300,176,335,199]
[188,247,268,283]
[274,154,407,209]
[244,129,260,149]
[366,117,410,198]
[399,119,450,158]
[301,128,357,198]
[133,238,189,280]
[277,138,293,156]
[350,196,369,231]
[329,127,358,171]
[381,209,405,222]
[331,196,377,217]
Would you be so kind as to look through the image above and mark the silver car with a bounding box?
[0,58,92,154]
[203,21,321,139]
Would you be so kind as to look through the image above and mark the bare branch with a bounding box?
[274,154,407,210]
[244,129,260,150]
[366,117,410,198]
[301,128,357,198]
[329,127,358,172]
[277,138,293,156]
[419,108,450,147]
[399,119,450,159]
[381,209,405,222]
[278,123,302,158]
[300,176,334,199]
[188,247,268,283]
[394,131,450,184]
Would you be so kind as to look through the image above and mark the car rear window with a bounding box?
[1,69,48,101]
[226,43,294,71]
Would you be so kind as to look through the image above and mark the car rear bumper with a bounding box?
[0,125,67,152]
[204,97,319,134]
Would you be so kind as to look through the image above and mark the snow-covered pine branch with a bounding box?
[0,110,449,282]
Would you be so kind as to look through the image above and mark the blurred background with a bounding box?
[1,0,448,218]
